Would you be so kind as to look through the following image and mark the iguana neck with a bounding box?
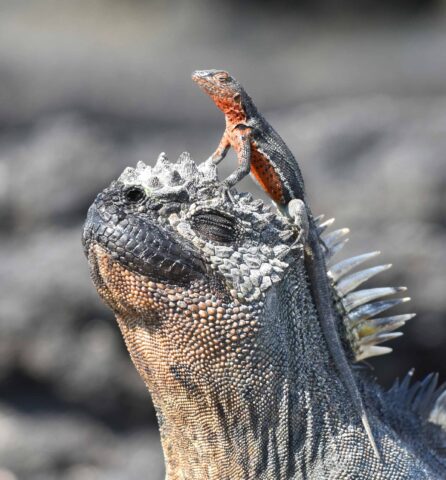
[116,262,353,480]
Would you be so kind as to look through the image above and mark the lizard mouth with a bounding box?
[192,70,220,97]
[191,70,210,84]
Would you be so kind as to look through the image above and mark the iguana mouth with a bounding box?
[86,244,109,291]
[82,203,206,284]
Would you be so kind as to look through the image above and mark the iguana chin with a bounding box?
[83,153,446,479]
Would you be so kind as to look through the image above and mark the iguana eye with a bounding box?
[191,211,237,243]
[124,186,145,204]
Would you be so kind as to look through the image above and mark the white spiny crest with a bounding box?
[431,389,446,430]
[319,224,350,260]
[318,215,416,362]
[324,228,350,251]
[328,251,381,283]
[316,217,335,235]
[335,264,393,297]
[119,152,218,191]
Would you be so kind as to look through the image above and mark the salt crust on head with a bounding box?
[118,152,298,302]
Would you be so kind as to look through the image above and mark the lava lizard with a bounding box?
[192,69,380,458]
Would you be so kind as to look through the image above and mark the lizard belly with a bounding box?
[248,144,286,204]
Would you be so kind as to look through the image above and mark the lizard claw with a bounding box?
[217,182,236,203]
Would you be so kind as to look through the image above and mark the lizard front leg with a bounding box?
[209,133,230,165]
[222,126,252,188]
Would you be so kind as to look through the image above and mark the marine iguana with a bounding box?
[83,154,446,479]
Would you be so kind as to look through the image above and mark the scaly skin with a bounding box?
[192,69,380,457]
[82,156,446,479]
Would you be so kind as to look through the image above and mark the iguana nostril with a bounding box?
[124,186,145,204]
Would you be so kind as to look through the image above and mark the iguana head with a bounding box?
[83,151,298,305]
[83,152,306,402]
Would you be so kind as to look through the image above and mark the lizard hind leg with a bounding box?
[216,183,237,204]
[287,198,310,245]
[287,199,332,255]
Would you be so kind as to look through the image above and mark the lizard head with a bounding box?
[192,69,247,114]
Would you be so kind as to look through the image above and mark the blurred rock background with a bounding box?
[0,1,445,478]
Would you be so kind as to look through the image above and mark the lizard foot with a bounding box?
[287,199,309,245]
[217,182,237,204]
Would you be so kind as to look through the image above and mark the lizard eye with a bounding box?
[123,186,145,204]
[191,211,238,244]
[216,73,231,83]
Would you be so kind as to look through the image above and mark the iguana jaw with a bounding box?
[83,199,207,284]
